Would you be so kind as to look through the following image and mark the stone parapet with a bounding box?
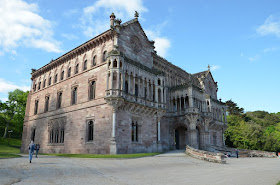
[186,145,226,164]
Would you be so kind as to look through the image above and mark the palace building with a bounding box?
[21,13,227,154]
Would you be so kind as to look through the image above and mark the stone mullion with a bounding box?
[128,74,131,94]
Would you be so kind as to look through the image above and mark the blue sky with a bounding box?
[0,0,279,113]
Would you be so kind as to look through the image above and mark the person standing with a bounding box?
[28,141,35,163]
[35,143,40,158]
[236,149,239,158]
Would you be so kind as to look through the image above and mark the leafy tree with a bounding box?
[0,89,28,138]
[225,100,244,115]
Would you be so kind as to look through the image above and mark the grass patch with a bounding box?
[0,144,20,153]
[45,152,160,158]
[0,138,21,147]
[0,153,21,158]
[276,181,280,185]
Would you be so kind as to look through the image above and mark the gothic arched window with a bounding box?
[68,67,71,77]
[72,87,77,105]
[89,81,96,100]
[75,64,79,74]
[61,71,64,80]
[103,51,107,62]
[83,60,87,71]
[92,55,96,66]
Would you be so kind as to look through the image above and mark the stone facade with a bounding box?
[21,13,227,154]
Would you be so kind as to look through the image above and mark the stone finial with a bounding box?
[208,64,210,71]
[31,68,36,73]
[134,11,139,18]
[110,13,116,27]
[114,18,122,26]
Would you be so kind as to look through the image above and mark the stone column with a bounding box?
[138,78,140,97]
[133,76,136,95]
[163,87,167,104]
[128,74,131,94]
[122,72,125,92]
[155,86,158,102]
[157,121,161,141]
[110,71,113,90]
[147,81,150,100]
[204,118,212,148]
[179,97,182,111]
[186,114,198,148]
[188,87,194,107]
[151,83,154,101]
[116,72,120,94]
[142,79,145,98]
[161,87,164,104]
[105,99,124,154]
[106,72,109,91]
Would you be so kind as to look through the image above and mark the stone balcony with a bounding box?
[105,89,166,110]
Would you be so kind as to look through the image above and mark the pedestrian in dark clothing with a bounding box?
[28,141,35,163]
[35,144,40,158]
[236,149,239,158]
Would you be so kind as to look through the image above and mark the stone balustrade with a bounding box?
[186,145,226,164]
[105,89,166,109]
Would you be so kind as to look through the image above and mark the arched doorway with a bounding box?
[175,126,187,149]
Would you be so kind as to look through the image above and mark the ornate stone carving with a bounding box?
[130,36,142,53]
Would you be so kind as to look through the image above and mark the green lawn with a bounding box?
[45,152,160,158]
[0,138,22,147]
[276,181,280,185]
[0,138,21,158]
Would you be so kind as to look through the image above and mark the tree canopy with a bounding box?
[225,100,280,152]
[0,89,29,138]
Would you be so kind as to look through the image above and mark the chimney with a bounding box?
[110,13,116,27]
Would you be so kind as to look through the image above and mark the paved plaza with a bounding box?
[1,151,280,185]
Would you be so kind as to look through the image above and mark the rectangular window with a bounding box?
[125,81,128,94]
[135,84,138,97]
[131,121,138,142]
[68,67,71,77]
[87,120,94,141]
[45,96,49,112]
[57,92,62,109]
[75,64,79,74]
[72,87,77,105]
[89,81,96,100]
[34,100,39,115]
[55,74,58,83]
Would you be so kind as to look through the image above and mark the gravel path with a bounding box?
[1,152,280,185]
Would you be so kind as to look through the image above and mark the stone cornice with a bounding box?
[31,30,115,79]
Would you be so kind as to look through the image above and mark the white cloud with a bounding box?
[145,22,171,57]
[0,78,30,93]
[81,0,148,37]
[61,33,79,40]
[248,55,259,62]
[145,31,171,57]
[0,0,62,54]
[257,15,280,38]
[263,47,279,53]
[211,65,221,71]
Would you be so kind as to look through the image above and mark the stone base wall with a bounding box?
[237,149,276,158]
[186,145,226,164]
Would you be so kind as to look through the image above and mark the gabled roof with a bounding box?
[121,18,155,47]
[193,70,217,86]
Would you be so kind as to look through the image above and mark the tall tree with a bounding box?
[1,89,28,138]
[225,100,244,115]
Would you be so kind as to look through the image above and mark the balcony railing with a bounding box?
[105,89,166,109]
